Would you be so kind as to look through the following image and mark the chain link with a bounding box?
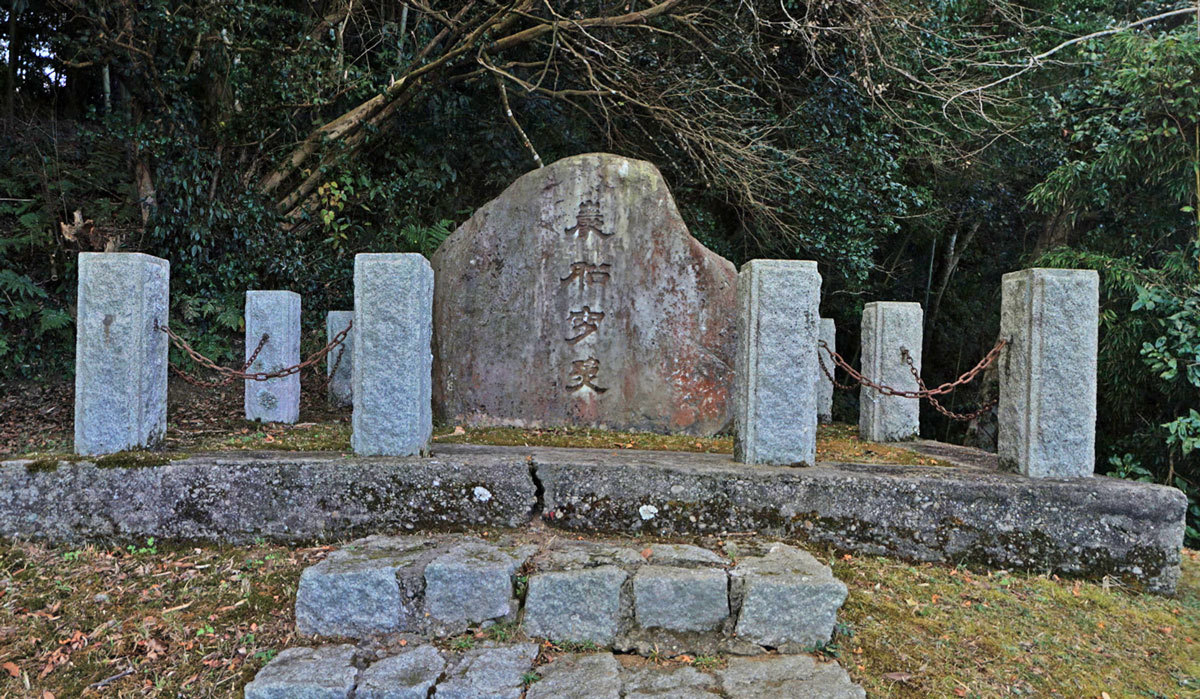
[818,337,1006,422]
[155,319,351,387]
[901,348,999,421]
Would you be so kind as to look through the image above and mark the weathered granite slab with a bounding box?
[633,565,728,632]
[358,645,445,699]
[74,252,169,455]
[622,664,721,698]
[817,318,836,424]
[424,541,533,633]
[731,544,847,649]
[721,655,865,699]
[0,450,535,544]
[353,253,433,456]
[244,290,301,423]
[528,445,1187,594]
[325,311,354,408]
[859,301,922,442]
[522,565,629,644]
[296,535,441,638]
[998,268,1099,477]
[436,644,538,699]
[431,153,738,436]
[244,645,358,699]
[527,653,622,699]
[733,260,821,465]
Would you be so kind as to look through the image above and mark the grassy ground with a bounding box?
[0,538,1195,698]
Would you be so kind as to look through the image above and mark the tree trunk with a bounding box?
[927,220,980,331]
[6,4,19,119]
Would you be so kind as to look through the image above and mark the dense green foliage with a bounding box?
[0,1,1196,539]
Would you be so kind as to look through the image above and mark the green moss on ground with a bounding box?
[9,422,949,467]
[832,548,1200,697]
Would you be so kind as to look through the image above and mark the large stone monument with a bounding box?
[431,153,738,435]
[998,268,1098,477]
[244,291,301,424]
[74,252,169,455]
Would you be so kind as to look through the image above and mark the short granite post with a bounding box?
[734,260,821,465]
[352,253,433,456]
[816,318,836,424]
[74,252,169,455]
[244,291,301,424]
[859,302,922,442]
[998,268,1099,478]
[326,311,354,408]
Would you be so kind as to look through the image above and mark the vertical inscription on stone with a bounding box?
[431,153,739,435]
[562,196,612,393]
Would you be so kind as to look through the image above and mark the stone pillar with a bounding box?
[734,260,821,465]
[816,318,836,424]
[326,311,354,408]
[859,302,922,442]
[998,268,1098,478]
[352,253,433,456]
[244,291,301,424]
[74,253,169,455]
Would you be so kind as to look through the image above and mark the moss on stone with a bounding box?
[94,451,174,469]
[23,459,61,474]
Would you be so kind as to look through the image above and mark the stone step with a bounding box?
[244,643,866,699]
[294,533,849,657]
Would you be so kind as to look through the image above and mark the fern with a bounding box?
[0,269,47,299]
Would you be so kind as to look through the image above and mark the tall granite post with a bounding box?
[74,253,169,455]
[325,311,354,408]
[352,253,433,456]
[859,302,923,442]
[244,291,301,424]
[998,268,1099,478]
[817,318,836,424]
[734,260,821,465]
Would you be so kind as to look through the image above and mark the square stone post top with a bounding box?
[817,318,836,424]
[74,252,169,456]
[998,268,1099,478]
[734,259,821,466]
[352,253,434,456]
[244,290,301,424]
[326,311,354,408]
[859,301,923,443]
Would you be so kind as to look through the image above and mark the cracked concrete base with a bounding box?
[0,441,1186,592]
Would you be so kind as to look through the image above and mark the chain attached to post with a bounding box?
[154,319,352,387]
[818,338,1006,421]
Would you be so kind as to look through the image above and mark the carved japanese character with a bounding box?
[564,200,611,238]
[566,306,605,344]
[560,262,612,287]
[566,357,607,393]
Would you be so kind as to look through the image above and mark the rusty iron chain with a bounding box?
[155,319,352,387]
[901,348,999,422]
[817,349,859,391]
[818,338,1007,422]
